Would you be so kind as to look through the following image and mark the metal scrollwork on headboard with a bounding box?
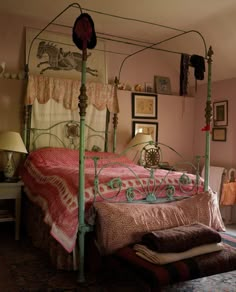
[140,143,161,169]
[65,121,79,149]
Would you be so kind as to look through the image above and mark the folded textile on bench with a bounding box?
[134,242,224,265]
[141,222,222,253]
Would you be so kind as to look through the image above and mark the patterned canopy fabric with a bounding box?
[25,74,119,114]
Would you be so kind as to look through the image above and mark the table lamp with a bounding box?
[0,131,28,180]
[126,133,153,163]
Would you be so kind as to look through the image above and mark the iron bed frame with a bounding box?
[23,2,213,283]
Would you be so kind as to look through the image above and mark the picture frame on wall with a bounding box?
[132,121,158,142]
[154,75,172,95]
[132,92,157,119]
[213,100,228,126]
[212,127,227,142]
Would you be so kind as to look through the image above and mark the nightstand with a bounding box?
[0,180,24,240]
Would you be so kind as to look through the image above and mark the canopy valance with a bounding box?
[25,74,119,114]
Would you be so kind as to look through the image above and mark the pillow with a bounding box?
[27,147,133,167]
[94,191,225,255]
[26,147,78,166]
[84,153,135,168]
[85,151,119,159]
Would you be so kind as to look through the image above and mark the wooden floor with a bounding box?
[225,224,236,236]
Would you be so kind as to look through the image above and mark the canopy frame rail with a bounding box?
[22,1,213,284]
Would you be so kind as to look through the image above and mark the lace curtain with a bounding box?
[25,74,119,113]
[25,74,119,151]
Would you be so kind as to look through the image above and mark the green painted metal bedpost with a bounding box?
[204,46,214,191]
[72,11,97,284]
[78,55,88,283]
[104,109,110,152]
[24,105,32,152]
[113,114,118,153]
[23,65,31,151]
[112,77,119,153]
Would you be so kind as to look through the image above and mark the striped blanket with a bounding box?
[115,243,236,288]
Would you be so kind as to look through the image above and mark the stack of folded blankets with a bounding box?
[133,222,223,264]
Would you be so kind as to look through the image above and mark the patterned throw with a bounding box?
[21,147,205,252]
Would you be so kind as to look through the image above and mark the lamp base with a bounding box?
[3,176,20,183]
[3,151,15,179]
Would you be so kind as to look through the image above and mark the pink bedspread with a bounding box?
[21,147,204,253]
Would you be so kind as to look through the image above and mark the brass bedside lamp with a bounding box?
[0,131,28,180]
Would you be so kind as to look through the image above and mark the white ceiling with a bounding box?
[1,0,236,84]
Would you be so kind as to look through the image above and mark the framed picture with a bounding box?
[212,127,227,142]
[154,75,172,95]
[132,121,158,142]
[213,100,228,126]
[132,92,157,119]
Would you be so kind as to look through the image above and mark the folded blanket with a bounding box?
[134,242,224,265]
[141,222,222,253]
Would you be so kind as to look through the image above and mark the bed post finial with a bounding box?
[207,46,214,60]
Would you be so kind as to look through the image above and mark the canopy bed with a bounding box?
[20,2,236,289]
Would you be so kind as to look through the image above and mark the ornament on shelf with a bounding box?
[134,84,142,92]
[0,62,6,78]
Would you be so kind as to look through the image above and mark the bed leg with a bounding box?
[78,230,85,283]
[72,247,77,271]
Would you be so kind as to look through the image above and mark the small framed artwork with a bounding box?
[154,75,172,95]
[213,100,228,126]
[212,127,227,142]
[132,92,157,119]
[132,121,158,142]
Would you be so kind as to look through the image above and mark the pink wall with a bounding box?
[193,78,236,170]
[193,78,236,223]
[116,91,195,164]
[0,11,225,169]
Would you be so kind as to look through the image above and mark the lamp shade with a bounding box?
[0,131,27,153]
[126,133,153,149]
[126,133,153,163]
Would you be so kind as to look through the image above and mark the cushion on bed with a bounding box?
[26,147,134,168]
[26,147,79,165]
[85,151,121,159]
[94,191,225,254]
[84,154,135,168]
[141,222,222,253]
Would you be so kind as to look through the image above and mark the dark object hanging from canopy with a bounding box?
[72,13,97,50]
[190,54,205,80]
